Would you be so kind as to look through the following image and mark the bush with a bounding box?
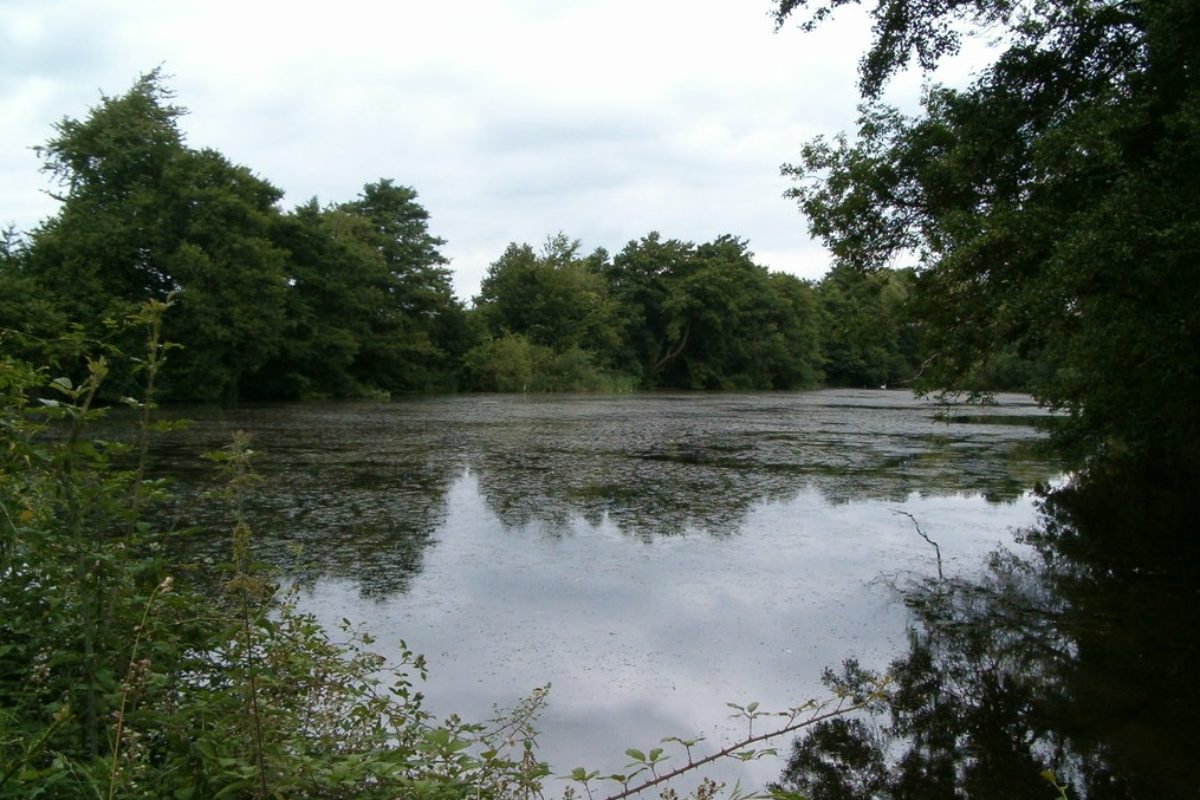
[0,304,878,800]
[465,335,635,393]
[0,309,548,799]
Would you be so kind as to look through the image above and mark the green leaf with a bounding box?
[625,748,646,762]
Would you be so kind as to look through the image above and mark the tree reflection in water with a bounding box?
[776,456,1200,799]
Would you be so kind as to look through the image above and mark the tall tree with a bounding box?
[336,180,468,392]
[657,236,822,390]
[605,233,698,386]
[764,272,825,388]
[22,70,288,402]
[605,233,825,390]
[777,0,1200,456]
[816,265,919,388]
[251,200,375,399]
[474,233,619,357]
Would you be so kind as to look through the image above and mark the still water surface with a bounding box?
[157,389,1059,788]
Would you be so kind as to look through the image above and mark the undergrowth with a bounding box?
[0,302,880,799]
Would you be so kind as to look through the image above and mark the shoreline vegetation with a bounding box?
[1,318,890,797]
[3,0,1197,793]
[0,70,1043,409]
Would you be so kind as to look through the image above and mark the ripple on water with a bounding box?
[148,390,1060,789]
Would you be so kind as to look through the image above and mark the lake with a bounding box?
[154,389,1061,790]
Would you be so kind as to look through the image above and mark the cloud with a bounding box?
[1,0,925,297]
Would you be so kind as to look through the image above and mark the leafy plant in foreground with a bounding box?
[3,303,895,800]
[1,308,550,799]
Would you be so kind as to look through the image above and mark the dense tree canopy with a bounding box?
[0,71,466,401]
[603,233,832,389]
[1,70,970,401]
[816,264,917,388]
[475,234,618,354]
[776,0,1200,457]
[331,180,467,393]
[467,232,842,392]
[19,72,289,401]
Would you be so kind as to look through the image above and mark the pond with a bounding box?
[153,389,1061,790]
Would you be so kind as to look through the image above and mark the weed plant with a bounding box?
[0,302,877,799]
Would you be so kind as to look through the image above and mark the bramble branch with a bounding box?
[596,688,885,800]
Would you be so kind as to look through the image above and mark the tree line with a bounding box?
[2,70,1046,404]
[3,0,1195,793]
[767,0,1200,792]
[773,0,1199,461]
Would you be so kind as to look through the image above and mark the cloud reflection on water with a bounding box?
[299,472,1044,789]
[153,389,1058,789]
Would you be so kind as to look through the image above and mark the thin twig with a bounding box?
[890,509,944,581]
[599,697,872,800]
[107,577,171,800]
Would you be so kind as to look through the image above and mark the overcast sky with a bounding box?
[1,0,973,300]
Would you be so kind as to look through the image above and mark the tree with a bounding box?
[22,71,187,326]
[153,147,288,402]
[474,234,621,361]
[14,74,470,401]
[604,233,699,386]
[250,200,374,399]
[604,233,825,390]
[657,235,823,390]
[0,229,72,367]
[21,70,289,402]
[816,265,919,387]
[658,235,769,388]
[331,180,466,393]
[777,0,1200,457]
[765,272,825,388]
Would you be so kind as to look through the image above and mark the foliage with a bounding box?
[602,232,692,385]
[463,332,537,392]
[776,451,1200,798]
[814,265,918,388]
[654,236,799,390]
[463,332,635,393]
[602,233,827,390]
[3,71,469,403]
[334,180,470,393]
[777,0,1200,456]
[0,315,549,799]
[467,232,829,392]
[0,69,1071,403]
[474,236,621,358]
[2,71,976,401]
[21,70,288,403]
[2,309,893,800]
[257,184,470,399]
[773,3,1200,788]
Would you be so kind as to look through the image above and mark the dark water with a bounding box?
[150,390,1066,790]
[774,455,1200,800]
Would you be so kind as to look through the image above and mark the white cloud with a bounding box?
[1,0,974,297]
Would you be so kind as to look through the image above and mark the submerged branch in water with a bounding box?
[890,509,944,581]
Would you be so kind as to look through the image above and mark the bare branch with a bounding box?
[890,509,943,581]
